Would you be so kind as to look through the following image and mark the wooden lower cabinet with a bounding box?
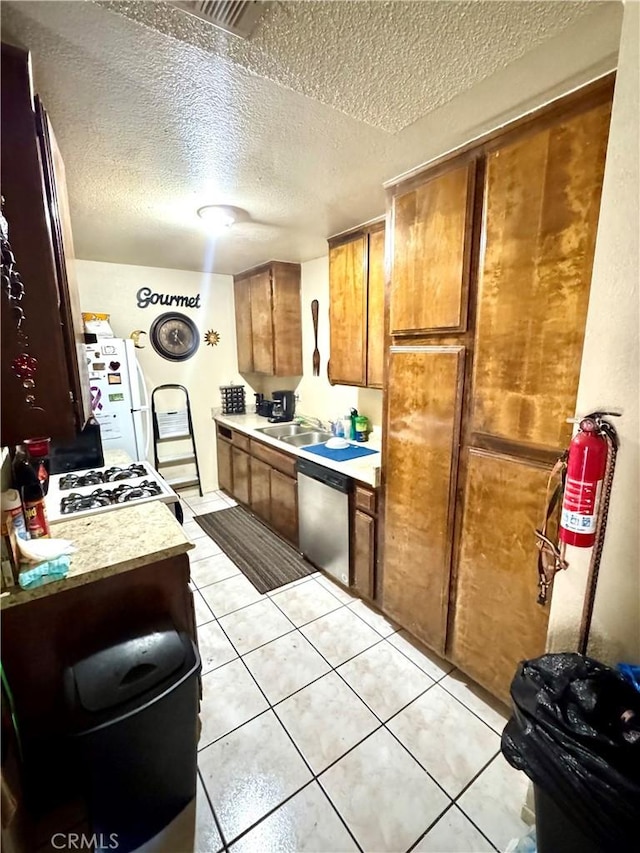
[270,468,298,545]
[448,451,552,703]
[353,509,375,600]
[217,439,233,493]
[231,447,250,505]
[250,456,271,523]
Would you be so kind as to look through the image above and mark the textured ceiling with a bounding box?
[1,0,622,274]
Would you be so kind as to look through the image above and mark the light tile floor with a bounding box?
[38,490,526,853]
[175,491,528,853]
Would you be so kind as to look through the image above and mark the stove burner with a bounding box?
[59,479,163,515]
[59,464,148,490]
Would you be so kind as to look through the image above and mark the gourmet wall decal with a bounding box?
[136,287,201,309]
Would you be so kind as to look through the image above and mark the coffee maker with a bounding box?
[268,390,296,423]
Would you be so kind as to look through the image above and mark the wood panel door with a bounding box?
[272,263,303,376]
[231,447,250,505]
[329,235,367,386]
[382,346,465,653]
[234,279,253,372]
[250,456,271,524]
[217,439,233,493]
[270,469,298,545]
[366,227,386,388]
[449,451,553,703]
[390,163,474,336]
[249,271,274,375]
[470,103,612,451]
[353,509,376,600]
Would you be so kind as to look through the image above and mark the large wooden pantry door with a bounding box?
[382,81,613,702]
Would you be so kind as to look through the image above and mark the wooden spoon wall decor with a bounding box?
[311,299,320,376]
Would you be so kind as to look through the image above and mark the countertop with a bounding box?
[214,413,382,487]
[1,500,193,610]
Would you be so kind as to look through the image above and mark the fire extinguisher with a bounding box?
[559,416,610,547]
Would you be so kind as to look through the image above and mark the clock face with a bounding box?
[150,313,199,362]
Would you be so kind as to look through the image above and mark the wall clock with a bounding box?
[150,312,199,361]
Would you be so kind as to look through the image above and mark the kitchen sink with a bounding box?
[281,430,333,447]
[256,424,309,438]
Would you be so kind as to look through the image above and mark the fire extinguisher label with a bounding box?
[561,508,597,533]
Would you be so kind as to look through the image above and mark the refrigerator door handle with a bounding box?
[136,358,152,460]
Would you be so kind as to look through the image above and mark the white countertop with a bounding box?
[215,413,382,487]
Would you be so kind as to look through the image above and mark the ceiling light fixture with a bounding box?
[197,205,237,234]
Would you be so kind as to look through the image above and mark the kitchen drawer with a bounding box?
[250,439,297,478]
[355,484,377,515]
[216,422,250,451]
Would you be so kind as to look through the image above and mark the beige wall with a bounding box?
[76,259,241,493]
[547,0,640,664]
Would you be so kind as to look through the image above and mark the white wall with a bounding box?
[76,259,242,492]
[293,256,384,430]
[546,0,640,664]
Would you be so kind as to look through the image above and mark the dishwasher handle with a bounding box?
[296,458,352,494]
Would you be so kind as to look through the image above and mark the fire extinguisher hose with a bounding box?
[578,422,619,654]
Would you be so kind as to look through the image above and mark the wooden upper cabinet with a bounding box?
[382,345,466,654]
[329,234,367,386]
[328,221,385,388]
[471,103,611,450]
[234,278,254,372]
[366,226,386,388]
[249,271,275,374]
[390,162,474,336]
[1,44,87,445]
[233,262,302,376]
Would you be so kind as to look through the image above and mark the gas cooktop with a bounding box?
[46,461,178,523]
[59,464,148,490]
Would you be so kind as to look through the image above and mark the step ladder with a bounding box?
[151,384,202,497]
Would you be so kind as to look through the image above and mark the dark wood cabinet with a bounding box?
[1,43,89,446]
[250,456,271,523]
[328,221,385,388]
[270,468,298,546]
[233,262,302,376]
[231,447,250,505]
[353,509,376,601]
[216,438,233,493]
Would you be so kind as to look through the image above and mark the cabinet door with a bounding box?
[366,227,386,388]
[329,235,367,386]
[353,509,375,600]
[233,279,253,372]
[250,271,274,374]
[231,447,250,505]
[270,469,298,545]
[471,103,611,450]
[271,263,303,376]
[382,346,465,654]
[36,100,91,428]
[449,451,552,703]
[250,456,271,524]
[1,44,79,445]
[390,163,474,335]
[216,439,233,493]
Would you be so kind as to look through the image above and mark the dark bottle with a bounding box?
[12,449,50,539]
[23,436,51,496]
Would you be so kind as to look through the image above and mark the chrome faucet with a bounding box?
[295,414,329,431]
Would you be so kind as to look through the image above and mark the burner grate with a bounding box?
[60,480,163,515]
[59,465,148,491]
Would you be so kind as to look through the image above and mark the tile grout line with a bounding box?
[202,617,365,852]
[196,766,228,853]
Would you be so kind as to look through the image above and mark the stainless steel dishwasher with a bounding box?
[297,458,352,586]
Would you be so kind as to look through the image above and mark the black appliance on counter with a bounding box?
[268,390,296,423]
[254,393,276,418]
[49,417,104,474]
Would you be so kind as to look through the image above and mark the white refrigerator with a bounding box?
[85,338,151,462]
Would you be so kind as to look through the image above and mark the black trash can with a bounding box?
[64,624,201,853]
[501,653,640,853]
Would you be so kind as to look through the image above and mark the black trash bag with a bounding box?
[501,653,640,849]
